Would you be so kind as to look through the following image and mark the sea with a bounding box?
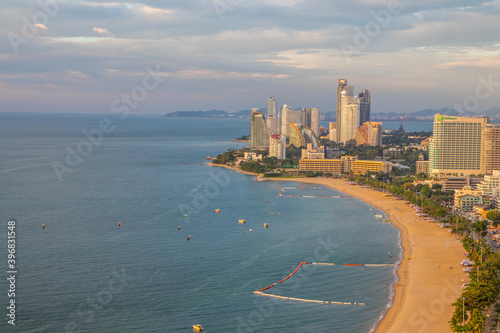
[0,114,431,332]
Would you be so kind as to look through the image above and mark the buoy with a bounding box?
[249,229,252,232]
[265,201,268,204]
[187,235,191,240]
[41,224,45,229]
[117,222,122,227]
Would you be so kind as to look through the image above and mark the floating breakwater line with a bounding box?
[254,261,395,306]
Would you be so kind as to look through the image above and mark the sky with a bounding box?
[1,0,500,115]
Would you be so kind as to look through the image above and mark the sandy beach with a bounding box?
[211,164,467,332]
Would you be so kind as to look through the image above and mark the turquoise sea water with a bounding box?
[0,113,411,332]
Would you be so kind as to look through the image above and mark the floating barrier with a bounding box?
[254,261,394,305]
[254,292,366,306]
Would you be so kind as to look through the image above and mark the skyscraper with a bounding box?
[336,79,348,142]
[269,134,286,160]
[250,109,270,148]
[358,89,371,125]
[300,107,321,137]
[267,97,277,118]
[482,124,500,175]
[339,91,359,143]
[280,104,301,137]
[429,114,489,179]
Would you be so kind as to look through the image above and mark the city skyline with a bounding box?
[1,1,499,115]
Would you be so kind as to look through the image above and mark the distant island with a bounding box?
[163,109,258,119]
[163,106,500,122]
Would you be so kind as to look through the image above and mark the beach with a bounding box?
[283,178,467,333]
[213,164,467,332]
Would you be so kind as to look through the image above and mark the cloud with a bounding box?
[66,71,90,79]
[93,27,111,34]
[34,23,48,30]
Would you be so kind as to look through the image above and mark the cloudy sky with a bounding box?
[1,0,500,114]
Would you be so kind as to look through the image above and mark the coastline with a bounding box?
[211,163,467,332]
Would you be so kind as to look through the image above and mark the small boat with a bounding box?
[183,215,188,218]
[193,324,203,331]
[264,223,269,228]
[374,215,383,218]
[177,226,181,230]
[239,219,246,224]
[117,222,122,227]
[249,229,252,232]
[382,220,389,222]
[187,235,191,240]
[41,224,45,229]
[215,209,221,213]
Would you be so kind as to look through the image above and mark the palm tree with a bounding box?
[469,308,485,333]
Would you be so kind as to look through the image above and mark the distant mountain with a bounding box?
[480,107,500,118]
[163,109,262,118]
[412,108,462,117]
[163,110,228,118]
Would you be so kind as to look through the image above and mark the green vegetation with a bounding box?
[211,149,237,165]
[236,135,250,141]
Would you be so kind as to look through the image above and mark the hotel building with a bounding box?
[428,114,489,179]
[250,109,270,148]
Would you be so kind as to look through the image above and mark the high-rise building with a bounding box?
[267,115,280,134]
[336,79,348,142]
[250,109,270,148]
[301,108,321,137]
[329,122,338,142]
[358,89,371,125]
[267,97,277,118]
[269,134,286,160]
[280,104,301,137]
[481,124,500,175]
[340,91,360,143]
[428,114,489,179]
[354,121,382,146]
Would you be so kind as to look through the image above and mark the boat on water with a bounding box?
[187,235,191,240]
[238,219,246,224]
[264,223,269,228]
[193,324,203,331]
[382,220,389,222]
[374,215,383,218]
[183,214,188,218]
[215,209,221,213]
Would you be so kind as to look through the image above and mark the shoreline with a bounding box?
[211,163,467,332]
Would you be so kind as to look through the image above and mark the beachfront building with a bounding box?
[269,134,286,160]
[454,187,485,212]
[482,124,500,175]
[428,114,489,179]
[352,160,393,175]
[250,109,270,148]
[492,187,500,209]
[299,156,391,175]
[354,121,382,146]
